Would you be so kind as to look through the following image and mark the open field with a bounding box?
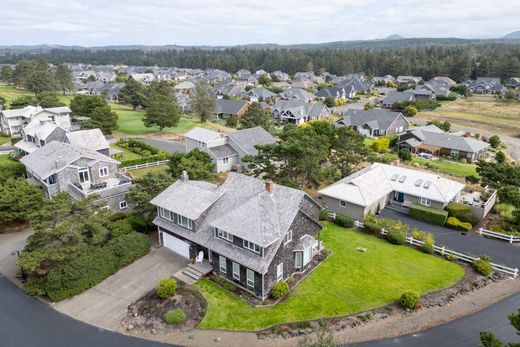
[110,144,142,161]
[0,84,72,105]
[195,223,464,331]
[417,95,520,137]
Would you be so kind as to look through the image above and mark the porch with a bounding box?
[173,261,213,285]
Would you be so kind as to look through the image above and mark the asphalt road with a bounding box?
[381,209,520,270]
[350,291,520,347]
[0,274,173,347]
[137,138,186,154]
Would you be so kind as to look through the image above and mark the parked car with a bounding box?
[417,152,433,159]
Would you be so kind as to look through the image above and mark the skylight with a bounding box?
[415,179,423,187]
[398,175,407,183]
[391,174,399,181]
[423,181,432,189]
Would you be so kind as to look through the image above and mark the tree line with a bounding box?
[1,43,520,80]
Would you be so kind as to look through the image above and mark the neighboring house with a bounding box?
[129,73,156,85]
[397,125,489,161]
[336,109,409,137]
[216,99,249,119]
[505,77,520,88]
[20,141,132,211]
[64,129,110,156]
[243,87,277,102]
[416,82,450,98]
[211,82,245,99]
[271,81,291,90]
[411,89,434,100]
[151,171,322,300]
[381,91,415,108]
[319,163,465,221]
[174,80,197,95]
[271,71,290,81]
[315,85,356,100]
[277,88,315,102]
[0,106,71,137]
[291,80,315,90]
[396,76,423,86]
[464,77,506,94]
[184,126,276,173]
[272,99,330,125]
[372,75,396,86]
[430,76,457,87]
[15,120,67,155]
[336,77,372,94]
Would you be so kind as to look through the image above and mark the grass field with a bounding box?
[195,223,464,331]
[110,144,142,161]
[0,136,11,145]
[0,84,72,105]
[417,95,520,136]
[128,165,169,179]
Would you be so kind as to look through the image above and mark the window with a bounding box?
[340,200,346,207]
[219,255,227,273]
[216,228,233,242]
[283,230,293,245]
[232,262,240,280]
[159,207,172,221]
[276,263,284,281]
[119,201,128,210]
[419,197,431,206]
[243,240,261,254]
[198,141,206,148]
[246,269,254,289]
[295,252,303,269]
[178,215,193,230]
[99,167,109,177]
[450,149,459,158]
[222,157,229,164]
[78,168,89,183]
[45,174,57,185]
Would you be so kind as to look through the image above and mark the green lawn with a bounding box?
[128,164,169,179]
[0,83,72,106]
[381,152,477,177]
[110,144,142,161]
[0,136,11,145]
[195,223,464,331]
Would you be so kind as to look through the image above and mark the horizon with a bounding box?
[1,0,520,46]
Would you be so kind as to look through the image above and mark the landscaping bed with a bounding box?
[122,281,207,335]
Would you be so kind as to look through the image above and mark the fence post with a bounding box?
[479,228,483,236]
[441,246,445,256]
[511,235,514,244]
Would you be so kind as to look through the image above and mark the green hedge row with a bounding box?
[446,202,471,219]
[120,153,169,167]
[409,204,448,226]
[446,217,472,231]
[45,232,150,302]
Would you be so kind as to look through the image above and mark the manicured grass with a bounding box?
[110,144,142,161]
[0,136,11,145]
[363,137,375,147]
[195,223,464,331]
[381,152,477,177]
[128,164,169,179]
[417,95,520,136]
[0,83,72,107]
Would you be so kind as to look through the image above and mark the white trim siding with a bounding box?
[232,262,240,280]
[219,255,227,274]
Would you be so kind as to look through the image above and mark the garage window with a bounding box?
[219,255,227,273]
[340,200,346,207]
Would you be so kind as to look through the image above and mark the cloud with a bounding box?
[0,0,519,45]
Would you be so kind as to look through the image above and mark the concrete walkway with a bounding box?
[54,247,188,330]
[0,227,33,283]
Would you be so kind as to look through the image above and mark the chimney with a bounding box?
[265,180,273,194]
[180,170,189,182]
[55,156,65,169]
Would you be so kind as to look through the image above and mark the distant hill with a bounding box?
[385,34,404,40]
[503,31,520,40]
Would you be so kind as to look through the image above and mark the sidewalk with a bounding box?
[0,227,32,283]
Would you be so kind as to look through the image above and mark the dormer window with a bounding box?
[159,207,173,221]
[198,141,206,148]
[283,230,293,245]
[178,215,193,230]
[215,228,233,242]
[243,240,261,254]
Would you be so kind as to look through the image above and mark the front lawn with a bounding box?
[110,144,142,161]
[129,164,169,179]
[195,223,464,331]
[0,136,11,145]
[381,152,477,177]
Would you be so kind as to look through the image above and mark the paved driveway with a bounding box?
[137,138,186,154]
[381,209,520,269]
[54,247,188,330]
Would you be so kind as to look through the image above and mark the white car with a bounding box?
[417,152,433,160]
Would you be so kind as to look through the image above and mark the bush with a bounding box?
[109,219,134,238]
[472,258,493,276]
[400,290,420,310]
[446,217,472,231]
[271,281,289,299]
[411,228,435,245]
[446,202,472,219]
[372,138,390,153]
[409,204,448,226]
[45,232,150,302]
[156,278,177,299]
[334,214,354,228]
[488,135,501,149]
[459,212,479,226]
[163,309,186,325]
[363,221,381,234]
[420,243,434,254]
[126,212,151,233]
[319,209,329,221]
[386,229,407,245]
[226,115,238,127]
[398,148,412,161]
[108,212,127,221]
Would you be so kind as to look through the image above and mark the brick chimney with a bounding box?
[265,180,273,194]
[180,170,189,182]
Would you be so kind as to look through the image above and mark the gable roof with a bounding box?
[227,126,277,156]
[184,127,223,143]
[337,109,407,131]
[244,87,277,99]
[216,99,248,115]
[273,99,329,119]
[278,87,314,101]
[401,126,489,153]
[382,91,415,105]
[65,129,109,152]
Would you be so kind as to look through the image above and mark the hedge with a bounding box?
[271,281,289,299]
[409,204,448,226]
[120,153,169,167]
[446,217,472,231]
[400,290,420,310]
[446,202,471,219]
[334,214,354,228]
[45,232,150,302]
[163,309,186,325]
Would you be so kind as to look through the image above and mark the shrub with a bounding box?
[109,219,134,238]
[398,148,412,161]
[226,115,238,127]
[334,214,354,228]
[411,228,435,245]
[386,229,407,245]
[488,224,505,233]
[363,221,381,234]
[372,138,390,153]
[400,290,420,310]
[319,209,329,221]
[459,212,479,226]
[488,135,501,149]
[494,203,516,222]
[108,212,127,221]
[126,212,151,233]
[45,232,150,302]
[446,217,472,231]
[472,258,493,276]
[163,309,186,325]
[409,204,448,226]
[420,243,434,254]
[156,278,177,299]
[271,281,289,299]
[446,202,472,219]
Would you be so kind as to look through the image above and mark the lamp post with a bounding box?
[11,249,27,283]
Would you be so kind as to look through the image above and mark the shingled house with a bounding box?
[151,172,323,300]
[336,109,409,137]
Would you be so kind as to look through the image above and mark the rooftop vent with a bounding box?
[423,181,432,189]
[415,179,423,187]
[398,175,407,183]
[391,174,399,181]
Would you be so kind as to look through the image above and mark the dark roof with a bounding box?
[382,91,415,105]
[227,126,277,156]
[337,109,406,131]
[216,99,248,115]
[209,144,238,159]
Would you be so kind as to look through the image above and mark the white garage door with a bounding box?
[162,233,190,259]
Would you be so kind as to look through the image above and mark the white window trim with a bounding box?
[99,167,109,177]
[283,230,293,245]
[216,228,233,242]
[419,197,431,206]
[232,262,240,280]
[276,262,284,282]
[159,207,173,221]
[295,251,303,269]
[178,215,193,230]
[222,157,229,164]
[246,269,254,289]
[219,255,227,274]
[119,201,128,210]
[243,240,261,254]
[340,200,346,207]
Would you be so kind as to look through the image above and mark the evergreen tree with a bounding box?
[192,80,216,122]
[239,102,272,130]
[143,94,180,131]
[55,64,74,95]
[118,78,146,109]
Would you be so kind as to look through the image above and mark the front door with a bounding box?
[394,191,404,202]
[295,252,303,270]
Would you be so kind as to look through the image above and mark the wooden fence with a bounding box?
[478,228,520,244]
[123,159,170,171]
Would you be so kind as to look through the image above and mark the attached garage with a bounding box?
[162,232,191,259]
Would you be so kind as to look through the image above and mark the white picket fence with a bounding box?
[123,159,170,171]
[336,216,519,278]
[478,228,520,244]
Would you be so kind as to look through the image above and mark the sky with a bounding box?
[1,0,520,46]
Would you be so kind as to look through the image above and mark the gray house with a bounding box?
[151,172,322,300]
[381,91,415,108]
[271,99,330,125]
[20,141,132,211]
[15,120,68,155]
[336,109,409,137]
[64,129,110,156]
[319,163,465,221]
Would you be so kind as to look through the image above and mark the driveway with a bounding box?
[380,209,520,269]
[137,138,186,154]
[54,247,188,330]
[0,226,33,282]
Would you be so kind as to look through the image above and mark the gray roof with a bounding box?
[400,125,489,153]
[20,141,118,179]
[273,99,329,119]
[337,109,406,131]
[216,99,248,115]
[184,127,223,143]
[382,91,415,105]
[278,88,314,101]
[65,129,109,152]
[209,144,238,159]
[227,126,277,156]
[244,87,276,99]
